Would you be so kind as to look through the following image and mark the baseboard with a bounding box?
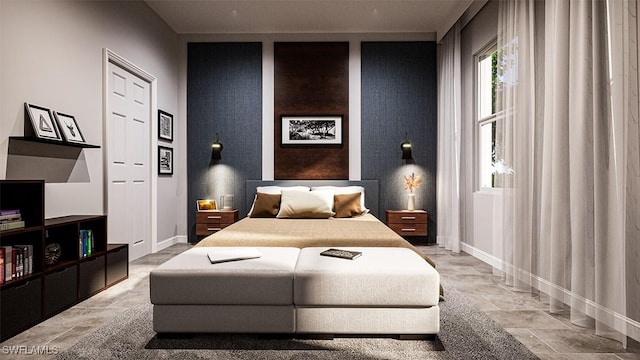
[460,242,640,343]
[156,236,188,252]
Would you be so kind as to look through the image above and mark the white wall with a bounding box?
[0,0,184,247]
[459,1,499,256]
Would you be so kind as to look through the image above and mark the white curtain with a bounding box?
[437,22,462,253]
[497,0,636,345]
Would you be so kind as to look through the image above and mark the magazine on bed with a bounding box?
[207,248,262,264]
[320,248,362,260]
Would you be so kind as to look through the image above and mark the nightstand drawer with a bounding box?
[196,223,234,236]
[388,223,428,236]
[196,211,237,225]
[386,211,427,225]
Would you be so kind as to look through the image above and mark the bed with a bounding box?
[150,180,440,336]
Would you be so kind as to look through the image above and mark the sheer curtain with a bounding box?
[437,22,462,253]
[497,0,634,345]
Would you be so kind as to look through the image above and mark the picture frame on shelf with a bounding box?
[196,199,217,211]
[53,111,86,144]
[281,115,342,145]
[158,110,173,142]
[158,146,173,175]
[24,102,63,141]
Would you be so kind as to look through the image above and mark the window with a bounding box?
[477,43,500,189]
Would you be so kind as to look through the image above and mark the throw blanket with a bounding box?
[195,214,437,269]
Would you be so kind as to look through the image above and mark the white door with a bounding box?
[107,61,151,261]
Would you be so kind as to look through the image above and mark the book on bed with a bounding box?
[207,248,262,264]
[320,248,362,260]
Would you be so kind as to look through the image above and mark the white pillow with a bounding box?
[310,186,369,215]
[276,189,335,218]
[248,186,311,216]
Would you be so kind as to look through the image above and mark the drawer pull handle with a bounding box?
[207,227,221,231]
[57,267,69,274]
[16,281,30,289]
[207,216,222,220]
[401,216,416,220]
[401,228,416,232]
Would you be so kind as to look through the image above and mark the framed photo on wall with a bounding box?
[158,146,173,175]
[24,102,63,141]
[281,115,342,145]
[53,111,86,144]
[158,110,173,142]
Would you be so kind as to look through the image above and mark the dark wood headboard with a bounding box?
[245,180,380,218]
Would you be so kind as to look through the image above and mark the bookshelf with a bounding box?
[0,180,128,342]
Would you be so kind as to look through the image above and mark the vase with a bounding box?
[407,193,416,211]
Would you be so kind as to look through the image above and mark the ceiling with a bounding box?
[144,0,473,38]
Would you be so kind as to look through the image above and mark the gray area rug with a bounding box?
[55,281,538,360]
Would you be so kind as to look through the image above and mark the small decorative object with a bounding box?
[44,243,62,265]
[158,110,173,141]
[220,194,234,210]
[197,199,217,211]
[54,111,86,144]
[158,146,173,175]
[403,172,422,211]
[281,115,342,145]
[24,102,63,141]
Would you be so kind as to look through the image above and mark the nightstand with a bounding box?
[386,210,428,237]
[196,209,239,236]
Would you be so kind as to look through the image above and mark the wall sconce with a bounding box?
[211,133,223,161]
[401,133,412,161]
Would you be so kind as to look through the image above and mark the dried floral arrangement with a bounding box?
[403,172,422,193]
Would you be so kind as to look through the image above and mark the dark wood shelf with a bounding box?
[9,136,100,149]
[0,180,127,342]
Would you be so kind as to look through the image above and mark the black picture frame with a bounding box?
[24,102,63,141]
[158,110,173,142]
[53,111,86,144]
[281,115,342,145]
[158,146,173,175]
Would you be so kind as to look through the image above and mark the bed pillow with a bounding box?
[333,193,363,218]
[248,192,281,218]
[311,186,369,215]
[248,186,311,216]
[276,189,335,218]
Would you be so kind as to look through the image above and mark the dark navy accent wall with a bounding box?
[187,42,262,242]
[361,42,438,243]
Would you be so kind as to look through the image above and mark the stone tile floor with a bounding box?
[1,243,638,359]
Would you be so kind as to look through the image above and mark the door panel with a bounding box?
[107,62,151,261]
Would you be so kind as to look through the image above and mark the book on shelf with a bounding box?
[0,213,21,222]
[0,248,4,284]
[320,248,362,260]
[79,229,94,258]
[2,246,11,282]
[0,220,25,231]
[15,245,33,275]
[0,209,20,216]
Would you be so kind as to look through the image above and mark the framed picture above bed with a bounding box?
[281,115,342,145]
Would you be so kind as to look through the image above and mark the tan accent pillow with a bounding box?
[333,193,363,218]
[249,193,281,217]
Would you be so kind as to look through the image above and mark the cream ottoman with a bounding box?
[150,247,300,333]
[294,247,440,335]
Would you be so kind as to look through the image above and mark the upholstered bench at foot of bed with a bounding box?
[150,247,300,333]
[149,246,440,336]
[294,247,440,335]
